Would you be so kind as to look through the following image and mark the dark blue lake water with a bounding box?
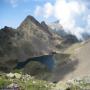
[15,55,55,70]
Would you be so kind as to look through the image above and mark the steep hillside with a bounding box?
[17,15,54,59]
[0,15,62,72]
[50,40,90,82]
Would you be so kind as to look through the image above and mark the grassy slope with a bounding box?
[0,72,90,90]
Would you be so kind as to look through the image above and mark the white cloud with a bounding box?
[53,0,86,39]
[35,0,90,40]
[35,2,53,18]
[43,2,53,18]
[34,6,42,16]
[86,14,90,33]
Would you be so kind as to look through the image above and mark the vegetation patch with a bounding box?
[0,72,90,90]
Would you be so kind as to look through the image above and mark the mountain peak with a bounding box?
[18,15,42,30]
[25,15,36,22]
[41,21,46,24]
[18,15,53,36]
[24,15,41,26]
[41,21,49,30]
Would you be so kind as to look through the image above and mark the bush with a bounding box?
[0,77,11,88]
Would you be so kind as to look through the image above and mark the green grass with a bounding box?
[0,72,90,90]
[0,72,55,90]
[0,76,11,88]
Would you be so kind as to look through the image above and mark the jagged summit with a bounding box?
[41,21,46,25]
[18,15,53,36]
[18,15,42,30]
[0,26,16,38]
[24,15,41,26]
[41,21,53,36]
[26,15,35,20]
[1,26,14,31]
[23,15,38,23]
[41,21,49,30]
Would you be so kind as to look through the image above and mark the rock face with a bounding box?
[0,26,17,60]
[61,34,79,45]
[41,21,50,31]
[0,15,62,72]
[17,15,54,60]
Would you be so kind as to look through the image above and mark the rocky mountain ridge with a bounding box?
[0,15,63,72]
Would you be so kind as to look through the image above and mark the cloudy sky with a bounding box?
[0,0,90,39]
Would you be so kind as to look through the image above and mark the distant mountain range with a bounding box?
[48,20,90,41]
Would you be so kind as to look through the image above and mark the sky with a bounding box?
[0,0,90,39]
[0,0,55,28]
